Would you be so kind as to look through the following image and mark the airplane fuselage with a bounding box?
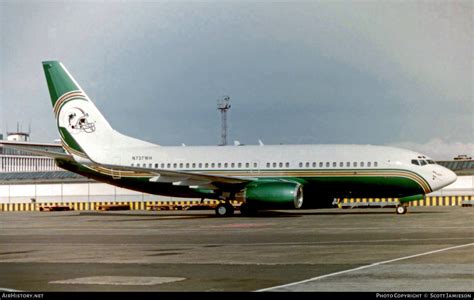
[57,143,455,207]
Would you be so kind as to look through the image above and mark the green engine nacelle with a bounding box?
[244,181,304,209]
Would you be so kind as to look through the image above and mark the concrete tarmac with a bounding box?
[0,207,472,292]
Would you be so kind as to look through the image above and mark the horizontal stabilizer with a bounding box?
[0,141,73,161]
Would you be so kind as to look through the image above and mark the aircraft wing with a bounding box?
[0,141,74,161]
[101,163,252,190]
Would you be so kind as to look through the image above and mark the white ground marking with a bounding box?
[0,287,22,292]
[256,242,474,292]
[50,276,185,286]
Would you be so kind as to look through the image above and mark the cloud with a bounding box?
[389,138,473,160]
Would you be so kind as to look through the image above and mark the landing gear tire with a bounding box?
[239,203,258,216]
[215,203,234,217]
[396,205,408,215]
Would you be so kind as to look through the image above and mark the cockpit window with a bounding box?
[427,160,435,164]
[420,160,427,166]
[411,159,420,166]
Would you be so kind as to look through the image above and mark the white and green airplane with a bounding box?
[2,61,458,216]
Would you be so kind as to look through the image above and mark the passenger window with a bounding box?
[312,162,316,167]
[179,163,183,168]
[374,162,378,167]
[238,163,242,168]
[131,163,134,167]
[198,163,202,168]
[346,162,350,167]
[173,163,177,168]
[279,162,283,168]
[273,162,277,168]
[224,163,228,168]
[411,160,420,166]
[155,163,159,168]
[360,162,364,167]
[192,163,196,168]
[299,162,303,167]
[253,162,257,168]
[246,162,250,168]
[205,163,209,168]
[326,162,330,167]
[267,162,271,168]
[367,162,371,167]
[286,162,290,168]
[420,160,427,166]
[167,163,171,168]
[305,162,310,168]
[218,163,222,168]
[332,162,336,167]
[353,162,357,167]
[339,162,343,167]
[231,163,235,168]
[319,162,323,168]
[148,163,152,168]
[211,163,215,168]
[161,163,165,168]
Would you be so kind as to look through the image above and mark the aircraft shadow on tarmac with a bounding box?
[76,209,444,221]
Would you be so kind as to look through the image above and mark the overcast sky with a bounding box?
[0,0,472,159]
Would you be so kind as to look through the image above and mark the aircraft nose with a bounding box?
[434,166,457,189]
[444,168,457,186]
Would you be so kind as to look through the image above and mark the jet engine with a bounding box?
[242,181,303,209]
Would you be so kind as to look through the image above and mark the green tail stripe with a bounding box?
[59,127,86,154]
[42,61,80,107]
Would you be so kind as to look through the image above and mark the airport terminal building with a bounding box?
[0,132,473,211]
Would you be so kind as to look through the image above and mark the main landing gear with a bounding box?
[215,202,235,217]
[396,205,408,215]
